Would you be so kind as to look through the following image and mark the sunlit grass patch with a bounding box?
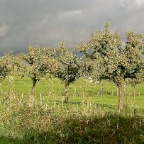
[0,76,144,143]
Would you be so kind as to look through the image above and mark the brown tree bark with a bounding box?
[117,77,125,112]
[29,78,37,106]
[31,78,37,94]
[64,82,69,103]
[133,85,136,99]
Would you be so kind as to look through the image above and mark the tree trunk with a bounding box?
[116,86,119,97]
[117,78,125,112]
[133,85,136,99]
[29,78,37,106]
[31,79,37,94]
[64,82,69,103]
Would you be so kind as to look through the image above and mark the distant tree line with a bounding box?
[0,23,144,112]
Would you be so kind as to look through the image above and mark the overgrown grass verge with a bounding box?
[1,102,144,144]
[1,76,144,143]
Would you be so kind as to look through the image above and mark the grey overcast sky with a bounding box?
[0,0,144,54]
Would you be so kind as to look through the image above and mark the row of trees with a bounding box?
[0,24,144,111]
[1,42,88,103]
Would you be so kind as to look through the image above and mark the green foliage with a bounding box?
[23,46,53,81]
[16,45,56,90]
[77,24,144,85]
[2,104,144,144]
[47,114,144,144]
[53,42,81,86]
[52,42,82,102]
[0,52,13,82]
[127,71,144,87]
[76,23,144,111]
[1,76,144,143]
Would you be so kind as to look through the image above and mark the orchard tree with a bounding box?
[0,52,13,82]
[19,45,56,94]
[53,42,82,103]
[77,24,144,112]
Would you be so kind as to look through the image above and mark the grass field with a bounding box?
[0,75,144,143]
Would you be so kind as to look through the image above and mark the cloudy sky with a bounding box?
[0,0,144,55]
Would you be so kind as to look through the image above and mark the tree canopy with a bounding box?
[0,52,13,82]
[76,24,144,111]
[53,42,81,103]
[17,45,56,92]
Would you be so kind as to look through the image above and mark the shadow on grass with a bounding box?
[0,137,24,144]
[21,114,144,144]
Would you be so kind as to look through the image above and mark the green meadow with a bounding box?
[0,75,144,143]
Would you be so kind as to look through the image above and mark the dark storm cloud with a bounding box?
[0,0,144,54]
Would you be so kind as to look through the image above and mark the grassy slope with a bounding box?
[0,75,144,143]
[1,75,144,109]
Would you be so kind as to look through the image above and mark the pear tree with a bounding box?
[53,42,81,103]
[19,45,56,94]
[77,24,144,112]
